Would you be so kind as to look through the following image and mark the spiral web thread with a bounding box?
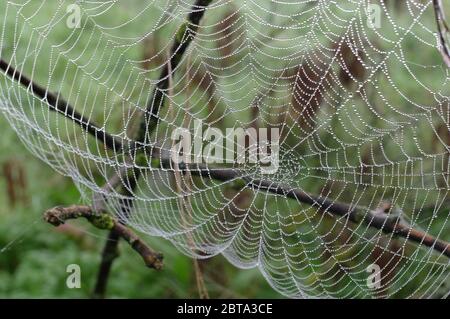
[0,0,449,298]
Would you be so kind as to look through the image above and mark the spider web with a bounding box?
[0,0,449,298]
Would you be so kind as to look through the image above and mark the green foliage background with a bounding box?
[0,0,449,299]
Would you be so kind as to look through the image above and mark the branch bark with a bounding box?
[92,230,120,299]
[43,205,163,270]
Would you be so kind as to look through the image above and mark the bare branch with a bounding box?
[43,205,163,270]
[433,0,450,67]
[137,0,214,142]
[156,158,450,259]
[248,178,450,258]
[92,230,120,299]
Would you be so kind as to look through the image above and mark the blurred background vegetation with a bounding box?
[0,0,449,299]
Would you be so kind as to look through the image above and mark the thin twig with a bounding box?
[137,0,213,142]
[170,54,209,299]
[43,205,163,269]
[433,0,450,67]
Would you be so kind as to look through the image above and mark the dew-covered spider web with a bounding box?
[0,0,449,298]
